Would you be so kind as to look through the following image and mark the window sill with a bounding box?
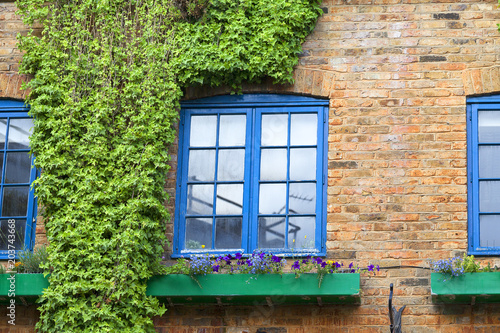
[0,273,361,306]
[431,272,500,304]
[147,273,360,306]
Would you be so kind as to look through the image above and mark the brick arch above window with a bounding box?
[463,66,500,97]
[0,74,30,100]
[183,69,335,101]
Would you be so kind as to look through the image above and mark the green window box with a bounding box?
[147,273,360,306]
[431,272,500,304]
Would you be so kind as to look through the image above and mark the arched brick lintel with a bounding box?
[0,74,29,100]
[183,68,333,101]
[463,66,500,97]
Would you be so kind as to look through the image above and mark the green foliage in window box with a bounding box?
[15,0,322,331]
[12,245,49,274]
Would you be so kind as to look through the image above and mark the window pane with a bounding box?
[0,218,26,251]
[185,218,212,249]
[219,115,246,146]
[289,183,316,214]
[259,183,286,214]
[187,184,214,215]
[478,111,500,142]
[215,217,242,249]
[190,115,217,147]
[188,149,215,181]
[480,215,500,248]
[258,216,285,248]
[2,186,29,217]
[260,148,287,181]
[216,184,243,215]
[479,146,500,178]
[291,114,317,145]
[290,148,316,180]
[480,181,500,212]
[0,118,6,149]
[288,217,315,249]
[5,152,31,184]
[0,154,3,182]
[262,114,288,146]
[218,149,245,181]
[7,118,33,149]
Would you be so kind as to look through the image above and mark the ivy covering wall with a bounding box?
[16,0,322,331]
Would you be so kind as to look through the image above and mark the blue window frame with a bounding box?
[0,99,37,259]
[467,94,500,255]
[174,94,328,257]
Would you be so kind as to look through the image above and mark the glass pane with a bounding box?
[260,148,287,181]
[291,114,317,145]
[262,114,288,146]
[186,184,214,215]
[2,186,29,216]
[289,183,316,214]
[290,148,316,180]
[288,217,315,249]
[259,183,286,214]
[7,118,33,149]
[218,149,245,181]
[188,149,215,181]
[258,216,285,248]
[219,115,246,146]
[478,111,500,142]
[190,115,217,147]
[480,181,500,212]
[0,219,26,251]
[480,215,500,248]
[0,154,3,182]
[5,152,31,184]
[215,217,242,249]
[185,218,212,250]
[0,118,7,149]
[216,184,243,215]
[479,146,500,178]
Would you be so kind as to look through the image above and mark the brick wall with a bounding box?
[3,0,500,332]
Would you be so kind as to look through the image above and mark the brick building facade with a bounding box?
[2,0,500,331]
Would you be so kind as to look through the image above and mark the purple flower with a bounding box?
[292,261,301,270]
[212,265,219,272]
[235,252,243,260]
[313,257,322,265]
[302,258,309,264]
[246,260,253,266]
[335,262,341,268]
[367,264,374,272]
[272,255,281,263]
[376,265,380,271]
[321,262,327,268]
[330,269,333,273]
[259,252,265,259]
[349,262,353,269]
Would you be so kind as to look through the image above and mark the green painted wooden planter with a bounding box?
[147,273,360,306]
[431,272,500,304]
[0,273,49,304]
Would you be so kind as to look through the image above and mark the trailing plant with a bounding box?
[13,245,49,274]
[16,0,321,331]
[431,254,493,278]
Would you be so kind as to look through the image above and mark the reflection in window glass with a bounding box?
[219,115,246,146]
[2,186,29,217]
[0,219,26,251]
[7,118,33,150]
[261,114,288,146]
[187,184,214,215]
[291,114,317,145]
[258,216,285,248]
[188,149,215,181]
[260,149,287,181]
[288,217,315,249]
[215,217,242,249]
[218,149,245,181]
[5,152,31,184]
[185,218,212,249]
[190,115,217,147]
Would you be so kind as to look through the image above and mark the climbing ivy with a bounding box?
[16,0,321,331]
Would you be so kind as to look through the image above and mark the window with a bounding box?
[174,94,328,256]
[468,94,500,254]
[0,99,37,259]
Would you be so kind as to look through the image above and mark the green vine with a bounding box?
[16,0,321,331]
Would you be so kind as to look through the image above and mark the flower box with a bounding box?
[431,272,500,304]
[146,273,360,306]
[0,273,49,305]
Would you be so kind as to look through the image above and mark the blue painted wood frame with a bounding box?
[467,94,500,255]
[174,94,329,257]
[0,99,38,259]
